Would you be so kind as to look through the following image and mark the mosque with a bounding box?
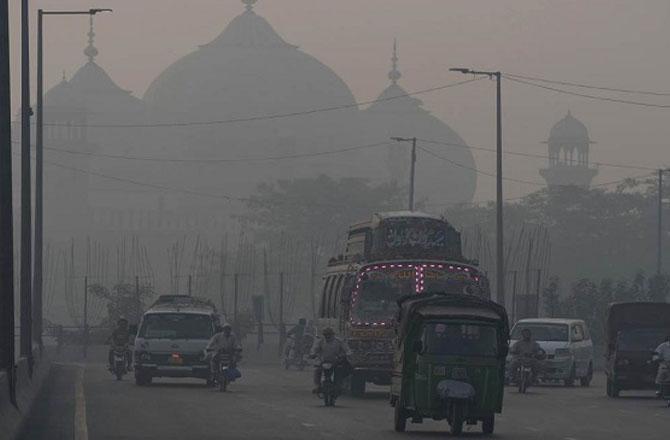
[40,0,482,241]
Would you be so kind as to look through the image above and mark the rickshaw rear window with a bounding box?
[421,323,498,357]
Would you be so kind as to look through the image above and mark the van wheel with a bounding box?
[482,414,495,435]
[350,373,366,397]
[564,365,576,387]
[580,364,593,387]
[394,403,407,432]
[135,372,151,386]
[606,379,620,398]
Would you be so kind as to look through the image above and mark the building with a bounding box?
[40,0,477,241]
[539,111,598,188]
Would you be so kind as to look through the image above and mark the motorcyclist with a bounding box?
[310,327,351,393]
[285,318,307,358]
[205,323,242,376]
[509,328,543,381]
[652,335,670,395]
[106,317,132,371]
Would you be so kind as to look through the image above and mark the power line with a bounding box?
[505,73,670,97]
[417,145,546,187]
[16,140,391,163]
[504,75,670,109]
[418,138,659,172]
[42,77,483,129]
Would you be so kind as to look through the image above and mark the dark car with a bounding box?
[605,302,670,397]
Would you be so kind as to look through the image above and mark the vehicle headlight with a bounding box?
[554,348,572,358]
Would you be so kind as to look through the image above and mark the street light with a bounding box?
[449,67,505,306]
[34,7,112,348]
[391,137,417,211]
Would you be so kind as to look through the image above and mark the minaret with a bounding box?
[389,39,401,85]
[83,14,98,63]
[242,0,258,12]
[540,111,598,188]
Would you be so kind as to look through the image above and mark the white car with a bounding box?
[508,318,594,387]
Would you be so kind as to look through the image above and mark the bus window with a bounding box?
[326,275,341,318]
[319,276,334,318]
[329,275,345,318]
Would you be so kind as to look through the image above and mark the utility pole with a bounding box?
[0,0,17,404]
[535,269,542,318]
[278,272,286,357]
[450,68,505,305]
[20,0,33,373]
[511,271,518,324]
[658,169,664,275]
[34,8,112,351]
[391,137,417,211]
[233,273,239,326]
[135,275,140,323]
[188,274,192,296]
[83,276,88,359]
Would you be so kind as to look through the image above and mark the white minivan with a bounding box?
[508,318,594,387]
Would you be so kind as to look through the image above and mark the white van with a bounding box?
[508,318,594,387]
[133,296,220,385]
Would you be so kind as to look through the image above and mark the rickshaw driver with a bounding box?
[509,328,543,378]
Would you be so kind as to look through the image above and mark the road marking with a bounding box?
[525,427,541,432]
[565,437,579,440]
[74,367,88,440]
[301,423,316,428]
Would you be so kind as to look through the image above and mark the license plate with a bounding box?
[169,355,183,365]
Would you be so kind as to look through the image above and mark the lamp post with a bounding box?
[450,68,505,305]
[34,8,112,348]
[391,137,417,211]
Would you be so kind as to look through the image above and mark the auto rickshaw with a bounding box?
[390,292,509,435]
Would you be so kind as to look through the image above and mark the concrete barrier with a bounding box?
[0,348,52,440]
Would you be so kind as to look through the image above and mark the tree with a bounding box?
[241,174,406,241]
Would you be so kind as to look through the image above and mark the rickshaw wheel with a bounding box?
[394,404,407,432]
[482,414,495,434]
[450,406,464,436]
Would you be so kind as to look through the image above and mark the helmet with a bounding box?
[222,323,232,330]
[322,327,335,337]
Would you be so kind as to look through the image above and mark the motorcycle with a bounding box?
[212,349,242,392]
[654,358,670,407]
[283,334,314,371]
[514,349,546,393]
[319,360,340,406]
[110,345,129,381]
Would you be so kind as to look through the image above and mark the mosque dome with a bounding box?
[548,111,590,143]
[362,41,477,205]
[144,1,356,122]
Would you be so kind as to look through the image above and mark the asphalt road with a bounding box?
[21,359,670,440]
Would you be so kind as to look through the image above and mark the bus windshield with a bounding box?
[351,267,414,323]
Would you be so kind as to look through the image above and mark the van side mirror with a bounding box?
[412,340,423,354]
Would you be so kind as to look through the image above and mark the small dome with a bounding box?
[549,111,590,142]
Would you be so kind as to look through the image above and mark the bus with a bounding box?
[317,211,490,395]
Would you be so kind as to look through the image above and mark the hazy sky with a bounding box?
[8,0,670,202]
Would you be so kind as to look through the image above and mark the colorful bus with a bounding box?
[317,211,490,395]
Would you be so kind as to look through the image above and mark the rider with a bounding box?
[509,328,543,380]
[205,323,241,375]
[310,327,351,393]
[107,317,132,371]
[652,334,670,394]
[286,318,307,357]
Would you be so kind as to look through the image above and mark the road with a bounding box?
[21,358,670,440]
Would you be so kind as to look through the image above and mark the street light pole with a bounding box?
[34,8,112,349]
[450,68,505,305]
[0,0,17,404]
[658,169,665,275]
[391,137,418,211]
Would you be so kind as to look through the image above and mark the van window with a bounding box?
[139,313,214,340]
[572,325,585,342]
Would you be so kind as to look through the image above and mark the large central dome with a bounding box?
[144,3,356,120]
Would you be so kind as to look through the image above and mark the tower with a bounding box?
[540,111,598,188]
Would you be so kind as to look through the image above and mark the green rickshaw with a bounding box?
[390,292,509,435]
